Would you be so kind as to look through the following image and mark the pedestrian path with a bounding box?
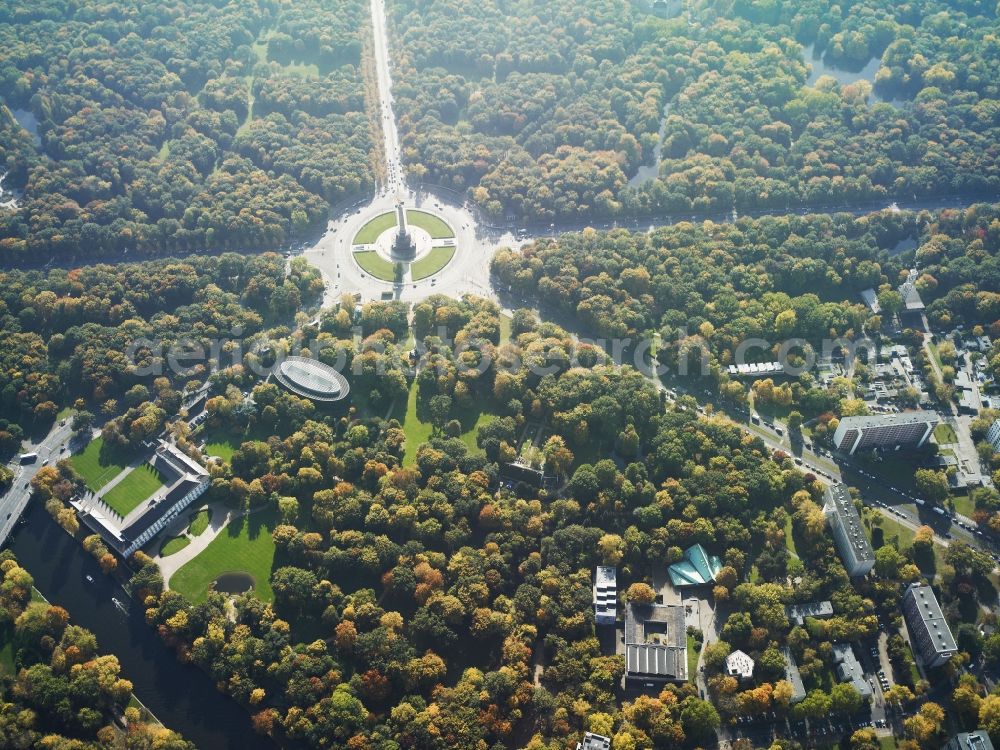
[156,501,249,586]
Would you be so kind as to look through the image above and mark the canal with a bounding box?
[6,502,275,750]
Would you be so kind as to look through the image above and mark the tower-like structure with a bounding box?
[391,201,416,259]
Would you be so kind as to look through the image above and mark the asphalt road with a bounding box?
[0,420,75,546]
[370,0,405,196]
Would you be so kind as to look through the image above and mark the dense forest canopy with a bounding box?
[0,252,322,431]
[0,0,377,261]
[493,203,1000,421]
[389,0,1000,219]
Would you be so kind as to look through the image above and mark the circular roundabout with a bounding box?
[350,206,457,283]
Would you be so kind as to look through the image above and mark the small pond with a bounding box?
[803,44,903,107]
[12,108,41,147]
[213,571,255,594]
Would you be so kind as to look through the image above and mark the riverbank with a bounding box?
[5,502,275,750]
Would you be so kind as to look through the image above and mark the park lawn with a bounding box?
[189,508,212,536]
[686,633,699,683]
[353,211,397,245]
[873,513,916,550]
[159,535,190,557]
[499,313,512,344]
[927,340,943,370]
[101,464,164,517]
[411,246,455,280]
[201,423,274,463]
[783,514,799,558]
[406,210,454,238]
[202,429,240,462]
[170,508,278,604]
[952,493,975,518]
[282,61,320,77]
[934,422,958,444]
[401,381,434,466]
[71,437,131,492]
[251,39,269,64]
[872,513,947,576]
[0,631,14,675]
[354,250,397,281]
[459,412,496,455]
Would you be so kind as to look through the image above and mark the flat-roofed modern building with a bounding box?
[824,483,875,576]
[899,270,925,313]
[72,441,210,558]
[781,647,806,704]
[624,601,687,684]
[725,649,754,681]
[902,583,957,667]
[576,733,611,750]
[273,356,350,403]
[832,643,873,700]
[833,411,938,455]
[945,731,995,750]
[593,566,617,626]
[786,600,833,626]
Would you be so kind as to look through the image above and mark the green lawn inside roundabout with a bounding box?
[353,250,398,281]
[406,209,454,238]
[411,246,456,280]
[353,211,397,245]
[350,206,457,283]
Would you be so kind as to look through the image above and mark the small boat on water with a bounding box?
[85,574,93,583]
[111,597,127,614]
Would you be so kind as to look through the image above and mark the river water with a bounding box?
[6,502,275,750]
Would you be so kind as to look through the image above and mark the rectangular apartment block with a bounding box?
[833,411,938,455]
[824,483,875,576]
[902,583,957,668]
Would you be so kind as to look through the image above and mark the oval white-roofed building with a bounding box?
[274,356,350,402]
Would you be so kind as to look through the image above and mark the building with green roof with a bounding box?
[667,544,722,588]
